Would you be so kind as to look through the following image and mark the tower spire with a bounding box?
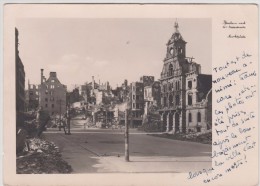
[174,20,179,33]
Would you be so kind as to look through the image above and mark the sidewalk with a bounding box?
[93,156,211,173]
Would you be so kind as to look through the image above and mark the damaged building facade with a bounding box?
[144,81,161,114]
[38,69,67,115]
[15,28,26,127]
[129,81,144,127]
[26,82,39,111]
[159,22,212,133]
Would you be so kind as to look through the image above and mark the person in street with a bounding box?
[61,113,68,134]
[36,106,50,137]
[66,108,71,135]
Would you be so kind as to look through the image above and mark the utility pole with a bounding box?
[125,109,129,162]
[105,110,108,126]
[59,99,61,131]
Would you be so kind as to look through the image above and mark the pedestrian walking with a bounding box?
[66,108,71,135]
[61,113,68,134]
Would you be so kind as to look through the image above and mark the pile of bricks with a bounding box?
[16,138,72,174]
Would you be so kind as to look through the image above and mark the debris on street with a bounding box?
[17,138,72,174]
[150,130,212,144]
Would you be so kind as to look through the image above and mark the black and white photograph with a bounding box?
[15,17,212,174]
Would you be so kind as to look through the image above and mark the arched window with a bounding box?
[189,113,192,122]
[197,112,201,122]
[169,64,173,76]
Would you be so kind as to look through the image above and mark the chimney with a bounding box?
[106,81,110,90]
[50,72,57,78]
[92,76,95,90]
[41,69,44,84]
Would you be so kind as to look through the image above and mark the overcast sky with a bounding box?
[17,18,211,90]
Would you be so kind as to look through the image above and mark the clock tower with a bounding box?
[166,22,187,60]
[159,21,189,133]
[158,20,212,134]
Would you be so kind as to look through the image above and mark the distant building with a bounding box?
[15,28,25,127]
[79,76,103,105]
[38,70,67,115]
[158,22,212,133]
[144,81,161,114]
[69,88,81,104]
[26,82,39,111]
[140,76,155,87]
[25,90,29,111]
[130,82,144,127]
[111,79,129,103]
[95,91,104,105]
[99,81,111,91]
[79,84,87,96]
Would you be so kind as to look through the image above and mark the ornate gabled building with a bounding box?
[39,69,67,115]
[159,22,212,133]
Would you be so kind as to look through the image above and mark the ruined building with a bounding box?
[144,81,161,114]
[140,76,155,87]
[130,81,144,127]
[38,69,67,115]
[15,28,26,127]
[26,81,39,111]
[159,22,212,133]
[79,76,112,105]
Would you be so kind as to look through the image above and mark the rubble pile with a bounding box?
[139,116,163,132]
[17,138,72,174]
[184,130,212,144]
[150,130,212,144]
[139,105,163,132]
[138,122,163,132]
